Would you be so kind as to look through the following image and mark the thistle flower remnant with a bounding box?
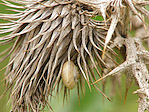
[0,0,148,112]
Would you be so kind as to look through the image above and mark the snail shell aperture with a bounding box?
[61,61,80,89]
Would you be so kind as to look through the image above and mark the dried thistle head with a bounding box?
[0,0,148,112]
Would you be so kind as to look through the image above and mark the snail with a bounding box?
[61,61,80,89]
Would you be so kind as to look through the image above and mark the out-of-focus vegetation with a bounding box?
[0,1,143,112]
[49,77,139,112]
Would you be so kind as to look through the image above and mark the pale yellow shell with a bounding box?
[61,61,80,89]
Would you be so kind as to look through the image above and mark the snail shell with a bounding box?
[61,61,80,89]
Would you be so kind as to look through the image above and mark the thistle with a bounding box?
[0,0,148,112]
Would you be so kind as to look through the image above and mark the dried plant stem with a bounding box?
[93,37,149,112]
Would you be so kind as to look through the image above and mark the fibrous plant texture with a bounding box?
[0,0,148,112]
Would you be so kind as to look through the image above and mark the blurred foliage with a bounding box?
[49,76,139,112]
[0,1,142,112]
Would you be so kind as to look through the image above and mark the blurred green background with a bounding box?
[0,1,144,112]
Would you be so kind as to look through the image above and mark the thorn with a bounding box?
[102,45,106,59]
[86,79,91,92]
[143,24,147,35]
[0,65,7,72]
[92,73,110,85]
[124,88,129,104]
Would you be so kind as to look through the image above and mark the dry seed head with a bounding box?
[0,0,112,111]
